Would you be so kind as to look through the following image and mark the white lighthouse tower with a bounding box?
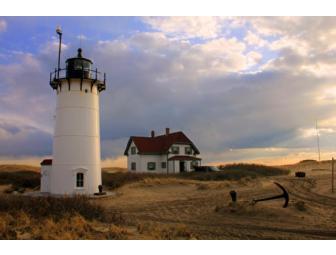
[41,27,106,195]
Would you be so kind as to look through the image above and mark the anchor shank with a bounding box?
[254,194,284,203]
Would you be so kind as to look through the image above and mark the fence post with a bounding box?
[332,157,334,193]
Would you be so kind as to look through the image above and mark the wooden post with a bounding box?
[332,157,334,193]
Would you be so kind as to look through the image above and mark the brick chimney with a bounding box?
[151,130,155,137]
[165,128,170,135]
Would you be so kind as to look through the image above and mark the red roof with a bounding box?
[168,155,201,161]
[40,159,52,165]
[124,131,200,155]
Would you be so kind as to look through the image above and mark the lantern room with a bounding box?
[50,48,106,92]
[66,48,93,79]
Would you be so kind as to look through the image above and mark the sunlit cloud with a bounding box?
[143,16,224,39]
[1,17,336,166]
[244,30,268,48]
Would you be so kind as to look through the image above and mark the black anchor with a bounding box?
[252,182,289,208]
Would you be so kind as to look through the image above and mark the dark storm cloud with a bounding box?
[0,119,52,156]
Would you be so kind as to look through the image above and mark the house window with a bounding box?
[171,146,179,154]
[131,146,136,155]
[131,162,136,171]
[76,173,84,187]
[185,147,192,155]
[147,162,156,171]
[161,162,167,169]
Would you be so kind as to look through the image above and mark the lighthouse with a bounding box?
[41,27,106,195]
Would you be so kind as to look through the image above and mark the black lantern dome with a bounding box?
[65,48,93,79]
[50,48,106,92]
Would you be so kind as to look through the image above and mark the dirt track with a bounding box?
[99,166,336,239]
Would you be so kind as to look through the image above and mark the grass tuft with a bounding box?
[0,195,128,239]
[0,195,106,221]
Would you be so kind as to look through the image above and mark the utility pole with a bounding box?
[316,120,321,161]
[332,157,334,193]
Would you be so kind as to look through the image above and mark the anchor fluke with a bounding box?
[252,182,289,208]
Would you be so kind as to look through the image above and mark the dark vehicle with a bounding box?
[194,166,220,172]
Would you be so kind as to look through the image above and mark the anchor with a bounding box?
[252,182,289,208]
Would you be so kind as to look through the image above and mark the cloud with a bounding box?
[0,51,55,133]
[207,147,336,166]
[110,32,252,76]
[101,156,126,168]
[89,28,336,165]
[1,17,336,166]
[142,17,242,39]
[143,17,222,39]
[0,19,6,32]
[248,17,336,54]
[246,51,262,67]
[0,156,49,166]
[0,118,52,156]
[244,30,267,48]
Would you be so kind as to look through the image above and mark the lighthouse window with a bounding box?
[83,62,90,70]
[76,173,84,187]
[74,60,90,70]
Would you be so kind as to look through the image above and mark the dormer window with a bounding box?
[185,147,192,155]
[171,146,179,154]
[131,146,136,155]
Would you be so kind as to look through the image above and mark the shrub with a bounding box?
[299,159,317,164]
[180,164,289,181]
[102,172,166,189]
[0,171,40,189]
[102,164,289,189]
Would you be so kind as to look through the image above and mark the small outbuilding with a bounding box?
[40,159,52,193]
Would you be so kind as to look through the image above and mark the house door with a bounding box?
[179,161,185,172]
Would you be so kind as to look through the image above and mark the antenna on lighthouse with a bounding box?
[56,25,62,79]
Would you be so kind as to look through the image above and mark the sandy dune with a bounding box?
[98,161,336,239]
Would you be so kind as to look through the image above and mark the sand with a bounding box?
[98,161,336,239]
[1,161,336,239]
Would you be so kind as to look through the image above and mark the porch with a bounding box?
[168,155,202,173]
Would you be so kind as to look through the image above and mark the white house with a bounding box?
[124,128,201,173]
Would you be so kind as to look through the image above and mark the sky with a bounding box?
[0,16,336,166]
